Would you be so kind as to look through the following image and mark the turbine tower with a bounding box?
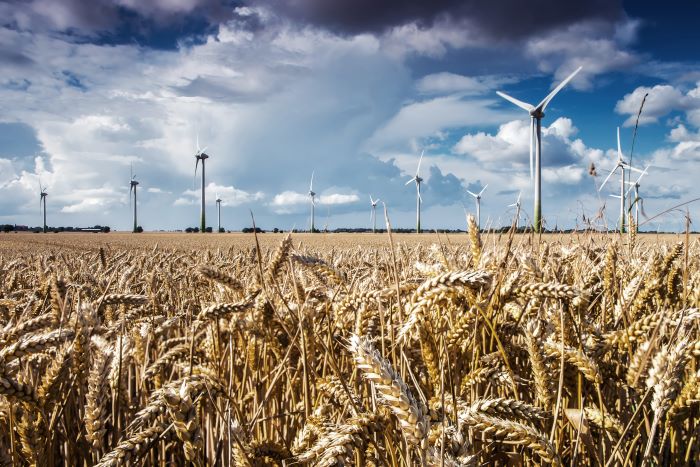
[405,150,424,233]
[497,66,582,233]
[129,165,139,233]
[39,183,48,233]
[369,195,381,233]
[194,135,209,232]
[599,127,645,233]
[466,184,488,231]
[309,171,316,232]
[216,194,222,233]
[625,166,649,231]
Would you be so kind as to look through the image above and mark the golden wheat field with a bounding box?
[0,225,699,466]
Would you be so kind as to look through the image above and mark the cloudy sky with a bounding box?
[1,0,699,232]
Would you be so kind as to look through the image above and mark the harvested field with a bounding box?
[0,226,698,466]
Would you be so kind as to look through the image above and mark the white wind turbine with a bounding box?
[509,191,522,227]
[625,166,650,231]
[215,193,222,233]
[39,182,48,233]
[194,134,209,232]
[369,195,381,233]
[405,150,424,233]
[309,171,316,232]
[129,164,139,233]
[466,184,488,231]
[497,66,582,233]
[599,127,645,233]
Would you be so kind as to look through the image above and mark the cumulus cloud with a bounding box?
[175,182,264,206]
[615,83,700,126]
[269,190,359,214]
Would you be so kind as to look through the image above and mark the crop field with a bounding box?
[0,226,699,466]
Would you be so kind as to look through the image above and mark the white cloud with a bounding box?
[615,83,700,126]
[526,19,642,90]
[176,182,264,206]
[318,193,360,205]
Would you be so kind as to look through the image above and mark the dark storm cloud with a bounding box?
[0,0,246,48]
[254,0,623,38]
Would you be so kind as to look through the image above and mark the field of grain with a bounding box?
[0,225,698,466]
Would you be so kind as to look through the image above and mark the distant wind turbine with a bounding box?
[625,166,650,231]
[599,127,645,233]
[369,195,381,233]
[309,171,316,232]
[405,150,424,233]
[466,184,488,231]
[39,182,48,233]
[509,191,522,227]
[194,134,209,232]
[129,164,139,233]
[216,193,222,233]
[497,66,582,232]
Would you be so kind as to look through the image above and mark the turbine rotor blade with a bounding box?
[466,190,477,198]
[310,170,314,191]
[405,177,416,186]
[416,150,424,177]
[479,184,488,196]
[496,91,534,111]
[599,167,617,191]
[537,65,582,111]
[617,126,622,162]
[620,162,644,174]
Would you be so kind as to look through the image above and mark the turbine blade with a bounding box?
[375,198,380,204]
[200,146,208,154]
[610,194,621,199]
[405,177,416,186]
[310,170,314,191]
[496,91,534,111]
[617,126,622,162]
[625,184,636,198]
[369,195,373,204]
[196,132,200,152]
[636,165,650,183]
[416,150,424,177]
[537,66,582,111]
[466,190,477,198]
[529,118,534,180]
[599,168,617,191]
[620,162,644,174]
[479,184,488,196]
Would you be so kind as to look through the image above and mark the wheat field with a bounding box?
[0,225,698,466]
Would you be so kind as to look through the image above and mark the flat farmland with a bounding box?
[0,228,698,466]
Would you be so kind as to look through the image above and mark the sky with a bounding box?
[1,0,700,232]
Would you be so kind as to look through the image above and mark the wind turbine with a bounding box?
[129,164,139,233]
[497,66,582,233]
[39,183,48,233]
[598,127,645,233]
[405,150,424,233]
[309,171,316,232]
[194,134,209,232]
[216,193,222,233]
[369,195,381,233]
[509,191,522,228]
[625,166,649,231]
[466,184,488,231]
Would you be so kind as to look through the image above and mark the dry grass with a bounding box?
[0,229,698,466]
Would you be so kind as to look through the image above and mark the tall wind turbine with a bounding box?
[39,183,48,233]
[309,171,316,232]
[369,195,381,233]
[194,135,209,232]
[599,127,645,233]
[497,66,582,232]
[466,184,488,231]
[216,193,222,233]
[129,165,139,233]
[405,150,424,233]
[625,166,649,231]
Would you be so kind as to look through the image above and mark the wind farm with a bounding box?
[2,2,700,467]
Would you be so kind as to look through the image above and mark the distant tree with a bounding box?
[273,227,279,233]
[2,225,12,233]
[205,227,213,233]
[185,227,193,233]
[135,226,143,233]
[218,227,225,233]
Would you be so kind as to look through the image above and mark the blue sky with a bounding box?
[1,0,699,232]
